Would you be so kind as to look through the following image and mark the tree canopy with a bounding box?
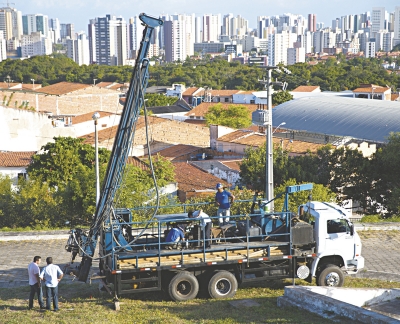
[0,137,177,228]
[204,103,252,128]
[0,54,398,92]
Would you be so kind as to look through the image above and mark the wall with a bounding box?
[209,125,236,150]
[0,166,27,188]
[98,119,210,155]
[0,106,76,151]
[74,114,121,137]
[0,87,121,116]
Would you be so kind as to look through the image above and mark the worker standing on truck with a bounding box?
[188,209,212,248]
[28,255,45,310]
[165,224,185,249]
[40,257,63,312]
[215,183,235,227]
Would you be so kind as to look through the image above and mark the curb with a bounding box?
[0,234,69,241]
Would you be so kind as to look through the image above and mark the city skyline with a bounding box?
[20,0,398,32]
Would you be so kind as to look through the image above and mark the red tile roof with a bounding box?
[151,144,201,160]
[72,111,115,124]
[35,82,92,95]
[220,160,241,172]
[182,87,199,96]
[173,162,229,192]
[0,151,35,167]
[353,86,390,93]
[80,116,169,145]
[292,86,320,92]
[127,156,150,171]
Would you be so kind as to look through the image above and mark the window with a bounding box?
[327,219,350,234]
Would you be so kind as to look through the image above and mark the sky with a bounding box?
[15,0,398,32]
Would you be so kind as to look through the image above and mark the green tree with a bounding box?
[27,137,110,187]
[370,133,400,215]
[204,103,252,128]
[274,179,336,213]
[272,90,293,105]
[0,175,14,227]
[144,93,178,107]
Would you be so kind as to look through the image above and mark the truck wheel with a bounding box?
[168,271,199,301]
[316,264,344,287]
[208,271,238,299]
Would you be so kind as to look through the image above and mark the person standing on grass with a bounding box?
[215,183,235,227]
[28,255,45,310]
[40,257,63,312]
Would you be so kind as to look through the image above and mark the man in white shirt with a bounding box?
[40,257,63,311]
[188,209,212,248]
[28,256,45,310]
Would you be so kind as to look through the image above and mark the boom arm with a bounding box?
[67,13,163,282]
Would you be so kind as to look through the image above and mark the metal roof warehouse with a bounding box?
[272,96,400,144]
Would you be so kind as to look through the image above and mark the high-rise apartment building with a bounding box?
[67,32,90,65]
[308,14,316,32]
[49,18,60,43]
[394,6,400,46]
[0,5,22,40]
[87,19,96,63]
[20,31,52,57]
[202,14,220,42]
[164,18,186,62]
[93,15,127,66]
[365,41,376,58]
[22,14,49,37]
[163,14,196,62]
[371,7,386,37]
[268,31,297,65]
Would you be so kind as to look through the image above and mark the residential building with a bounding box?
[287,47,305,65]
[87,19,96,63]
[94,15,127,66]
[371,7,386,37]
[394,6,400,46]
[268,31,296,65]
[308,14,316,32]
[0,6,22,40]
[365,41,376,58]
[66,32,90,66]
[22,14,48,37]
[48,18,60,43]
[203,14,220,42]
[0,151,35,187]
[19,32,52,57]
[0,31,7,61]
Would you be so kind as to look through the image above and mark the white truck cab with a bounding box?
[300,201,365,286]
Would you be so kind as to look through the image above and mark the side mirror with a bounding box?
[350,224,354,236]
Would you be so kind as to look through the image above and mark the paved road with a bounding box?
[0,225,400,288]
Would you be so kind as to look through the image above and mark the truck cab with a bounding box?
[300,201,364,286]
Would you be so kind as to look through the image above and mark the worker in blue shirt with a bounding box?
[215,183,235,227]
[165,224,185,249]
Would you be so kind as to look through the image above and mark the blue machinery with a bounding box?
[67,13,164,282]
[64,13,316,305]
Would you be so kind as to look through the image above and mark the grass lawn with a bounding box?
[1,277,400,324]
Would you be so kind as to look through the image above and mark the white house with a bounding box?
[0,151,35,188]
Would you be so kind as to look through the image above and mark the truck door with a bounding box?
[324,218,354,261]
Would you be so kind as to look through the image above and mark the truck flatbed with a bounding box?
[115,240,291,269]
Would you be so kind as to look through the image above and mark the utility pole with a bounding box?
[252,66,292,211]
[257,66,276,211]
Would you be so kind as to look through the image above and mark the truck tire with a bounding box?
[208,271,238,299]
[168,271,199,301]
[316,264,344,287]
